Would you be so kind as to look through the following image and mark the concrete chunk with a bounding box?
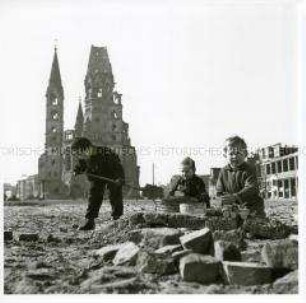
[179,253,221,284]
[261,239,298,270]
[113,242,140,266]
[222,261,273,285]
[154,244,182,256]
[94,244,122,262]
[137,251,177,275]
[179,228,214,255]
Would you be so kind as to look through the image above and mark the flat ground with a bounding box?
[4,199,298,294]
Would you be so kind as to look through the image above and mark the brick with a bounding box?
[222,261,273,285]
[261,239,298,270]
[179,228,214,255]
[180,254,221,284]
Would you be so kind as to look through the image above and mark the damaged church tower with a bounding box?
[82,46,140,197]
[38,45,140,199]
[38,47,65,198]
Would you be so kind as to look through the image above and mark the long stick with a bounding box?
[86,173,141,191]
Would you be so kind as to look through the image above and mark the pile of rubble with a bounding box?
[84,219,297,290]
[4,207,298,294]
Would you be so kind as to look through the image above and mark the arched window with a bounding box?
[111,110,118,119]
[52,98,58,105]
[52,127,57,133]
[52,112,59,120]
[97,88,103,98]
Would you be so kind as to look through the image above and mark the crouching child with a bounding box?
[216,136,265,217]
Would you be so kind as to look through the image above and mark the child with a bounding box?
[216,136,265,217]
[168,157,210,208]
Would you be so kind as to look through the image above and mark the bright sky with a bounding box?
[0,0,298,187]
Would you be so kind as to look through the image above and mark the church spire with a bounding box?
[74,97,84,138]
[48,46,63,93]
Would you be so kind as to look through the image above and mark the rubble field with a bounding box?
[4,199,298,294]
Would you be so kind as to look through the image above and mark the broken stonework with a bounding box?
[261,239,298,270]
[143,213,168,227]
[205,217,238,231]
[136,251,177,275]
[171,249,193,262]
[93,244,122,262]
[222,261,274,286]
[180,254,222,284]
[243,217,291,239]
[18,233,39,242]
[241,250,261,263]
[4,231,13,241]
[113,242,140,266]
[179,228,214,255]
[213,229,247,250]
[81,266,138,294]
[272,270,298,294]
[154,244,182,256]
[214,241,241,262]
[129,228,182,250]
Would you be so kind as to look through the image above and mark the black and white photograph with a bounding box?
[0,0,303,299]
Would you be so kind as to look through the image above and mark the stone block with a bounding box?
[137,251,177,275]
[242,217,291,239]
[261,239,298,270]
[19,233,39,242]
[171,249,192,261]
[222,261,273,285]
[213,229,247,250]
[179,227,214,255]
[113,242,140,266]
[179,253,221,284]
[4,231,13,241]
[94,244,122,262]
[214,241,241,262]
[272,270,298,294]
[130,228,182,250]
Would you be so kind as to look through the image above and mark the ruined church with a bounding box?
[38,45,140,199]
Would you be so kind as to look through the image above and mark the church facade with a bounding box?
[37,45,140,199]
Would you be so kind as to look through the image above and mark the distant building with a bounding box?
[256,143,298,201]
[3,183,17,201]
[16,174,41,201]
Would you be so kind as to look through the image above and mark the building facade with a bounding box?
[256,143,298,201]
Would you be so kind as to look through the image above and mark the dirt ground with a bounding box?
[3,199,298,294]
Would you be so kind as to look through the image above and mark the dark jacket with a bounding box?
[216,162,264,215]
[169,174,210,206]
[74,146,125,183]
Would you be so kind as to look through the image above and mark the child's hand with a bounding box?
[221,194,237,205]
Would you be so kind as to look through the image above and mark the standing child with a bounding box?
[216,136,265,217]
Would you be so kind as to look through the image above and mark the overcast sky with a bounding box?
[0,0,298,186]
